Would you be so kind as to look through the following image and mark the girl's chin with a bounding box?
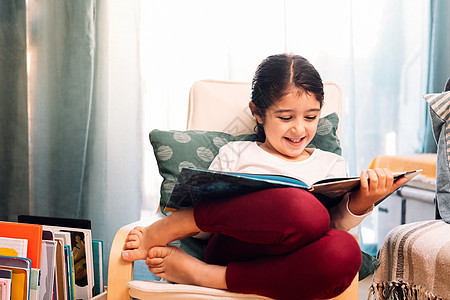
[282,146,307,158]
[279,151,308,161]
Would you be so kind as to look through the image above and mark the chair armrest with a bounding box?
[107,221,140,300]
[107,213,165,300]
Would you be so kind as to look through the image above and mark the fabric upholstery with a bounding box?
[371,220,450,299]
[186,81,342,137]
[127,280,270,299]
[424,91,450,223]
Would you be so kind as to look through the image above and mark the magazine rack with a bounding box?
[106,80,358,299]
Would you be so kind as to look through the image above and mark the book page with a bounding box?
[311,170,422,202]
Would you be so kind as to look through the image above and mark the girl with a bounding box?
[122,54,406,299]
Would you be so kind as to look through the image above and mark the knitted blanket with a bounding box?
[369,220,450,300]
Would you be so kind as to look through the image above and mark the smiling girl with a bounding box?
[122,54,406,299]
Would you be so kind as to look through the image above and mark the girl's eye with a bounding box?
[305,116,317,121]
[278,116,292,121]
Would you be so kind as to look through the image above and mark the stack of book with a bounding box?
[0,216,104,300]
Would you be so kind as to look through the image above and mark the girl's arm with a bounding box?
[348,168,408,215]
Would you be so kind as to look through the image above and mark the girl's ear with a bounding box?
[249,101,263,124]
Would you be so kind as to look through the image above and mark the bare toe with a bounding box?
[149,246,170,259]
[146,256,165,266]
[121,248,147,262]
[121,226,149,261]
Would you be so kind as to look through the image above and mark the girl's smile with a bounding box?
[250,90,321,162]
[285,136,306,145]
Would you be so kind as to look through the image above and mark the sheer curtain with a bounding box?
[423,0,450,152]
[1,0,144,283]
[0,0,29,220]
[140,0,432,206]
[28,0,144,283]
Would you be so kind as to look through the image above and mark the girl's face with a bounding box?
[253,91,321,161]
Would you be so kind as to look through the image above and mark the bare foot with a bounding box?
[121,225,161,261]
[147,246,227,290]
[122,208,201,262]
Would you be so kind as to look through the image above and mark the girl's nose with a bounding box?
[291,122,304,134]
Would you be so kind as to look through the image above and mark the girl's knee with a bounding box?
[256,188,330,249]
[309,230,361,298]
[326,229,362,277]
[265,188,330,230]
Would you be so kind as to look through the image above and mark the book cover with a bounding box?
[30,268,40,300]
[166,167,422,211]
[54,232,72,250]
[92,240,104,296]
[0,236,28,258]
[40,240,57,300]
[55,238,68,300]
[0,268,12,279]
[42,230,54,241]
[0,268,13,300]
[0,255,32,300]
[18,215,91,230]
[64,245,75,300]
[0,221,43,269]
[1,277,12,300]
[17,216,94,299]
[63,229,93,300]
[45,226,93,300]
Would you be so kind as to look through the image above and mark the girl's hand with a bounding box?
[348,168,408,215]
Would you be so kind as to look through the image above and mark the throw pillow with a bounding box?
[149,113,341,213]
[359,251,380,280]
[424,91,450,223]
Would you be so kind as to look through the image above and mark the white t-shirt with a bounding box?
[209,141,371,231]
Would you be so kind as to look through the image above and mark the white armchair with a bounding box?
[106,80,358,300]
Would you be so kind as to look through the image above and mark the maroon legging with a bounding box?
[193,188,362,300]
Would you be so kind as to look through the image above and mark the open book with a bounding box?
[165,167,422,211]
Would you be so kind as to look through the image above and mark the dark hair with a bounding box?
[251,53,324,141]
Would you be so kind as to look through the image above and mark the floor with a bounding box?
[358,276,373,300]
